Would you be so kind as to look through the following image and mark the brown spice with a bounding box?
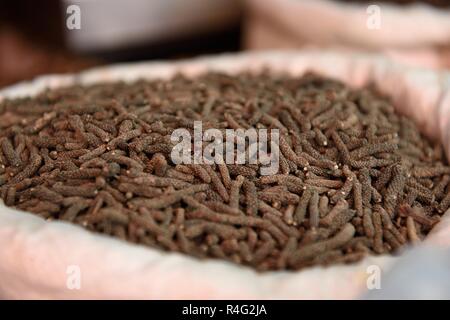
[1,72,449,271]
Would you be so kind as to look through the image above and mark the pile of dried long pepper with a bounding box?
[0,72,449,271]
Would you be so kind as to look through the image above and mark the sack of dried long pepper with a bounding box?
[1,51,450,299]
[244,0,450,69]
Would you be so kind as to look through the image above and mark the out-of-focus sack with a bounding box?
[1,51,450,299]
[244,0,450,69]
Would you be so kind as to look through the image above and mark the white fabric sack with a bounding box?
[1,51,450,299]
[244,0,450,69]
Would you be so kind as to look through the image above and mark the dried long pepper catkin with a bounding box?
[1,71,449,271]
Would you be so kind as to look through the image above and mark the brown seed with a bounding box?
[289,223,355,266]
[1,138,21,167]
[229,175,244,209]
[294,188,313,225]
[320,199,349,227]
[1,71,449,272]
[243,179,258,216]
[406,216,421,244]
[318,195,329,218]
[372,210,384,254]
[130,184,209,209]
[362,208,375,238]
[308,190,320,228]
[398,204,439,228]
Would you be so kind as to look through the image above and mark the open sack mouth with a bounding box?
[1,52,450,276]
[0,52,450,297]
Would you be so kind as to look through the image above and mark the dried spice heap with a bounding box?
[1,72,449,271]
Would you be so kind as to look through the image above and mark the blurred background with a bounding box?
[1,0,449,88]
[0,0,242,88]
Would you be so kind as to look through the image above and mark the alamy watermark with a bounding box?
[170,121,280,176]
[66,4,81,30]
[366,5,381,30]
[66,265,81,290]
[366,264,381,290]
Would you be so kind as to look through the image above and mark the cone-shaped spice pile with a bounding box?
[1,72,449,271]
